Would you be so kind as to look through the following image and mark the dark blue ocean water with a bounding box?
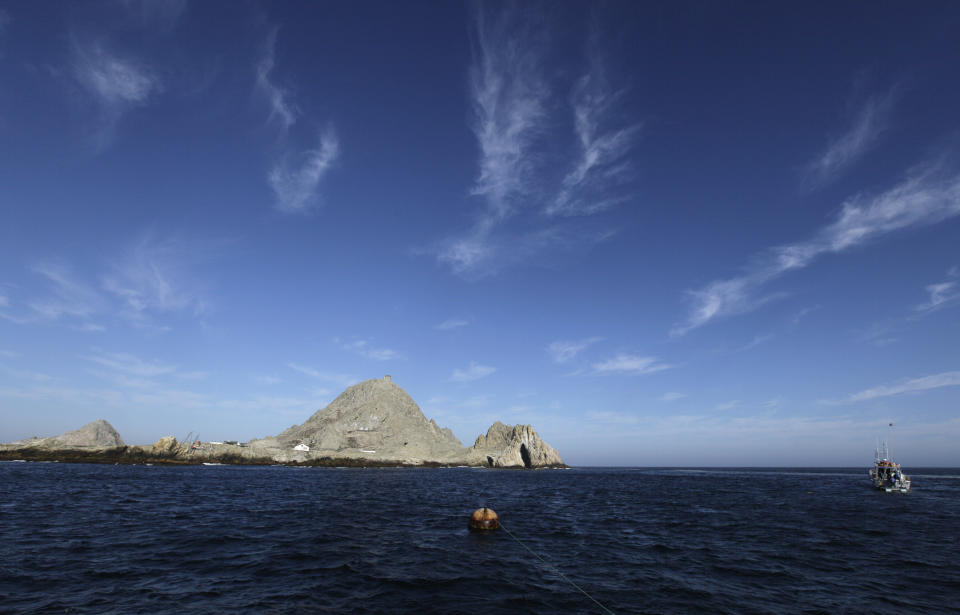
[1,464,959,614]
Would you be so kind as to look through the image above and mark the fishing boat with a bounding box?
[869,437,910,493]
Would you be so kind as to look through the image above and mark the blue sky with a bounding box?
[2,1,959,466]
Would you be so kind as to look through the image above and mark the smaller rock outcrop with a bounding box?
[151,436,182,455]
[2,419,125,450]
[468,422,564,468]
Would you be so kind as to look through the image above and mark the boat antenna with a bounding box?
[888,422,894,463]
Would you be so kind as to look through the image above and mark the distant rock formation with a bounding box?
[467,421,564,468]
[0,378,566,468]
[249,376,565,467]
[2,419,124,450]
[55,419,125,448]
[253,376,472,463]
[151,435,182,455]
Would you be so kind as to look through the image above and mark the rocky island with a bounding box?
[0,376,565,468]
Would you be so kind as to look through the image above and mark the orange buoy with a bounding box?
[469,507,500,532]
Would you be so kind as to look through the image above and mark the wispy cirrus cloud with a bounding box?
[286,363,359,388]
[805,90,895,187]
[660,391,687,402]
[0,364,51,382]
[435,8,637,276]
[3,233,218,331]
[269,127,339,213]
[437,7,548,274]
[450,361,497,382]
[592,353,673,375]
[255,27,298,132]
[27,262,103,321]
[435,318,469,331]
[103,235,201,316]
[715,400,740,411]
[83,349,176,379]
[547,336,602,363]
[547,32,641,217]
[80,348,203,389]
[71,40,160,149]
[674,164,960,335]
[337,339,401,362]
[828,370,960,404]
[101,232,221,328]
[257,28,339,214]
[791,305,821,325]
[736,334,774,352]
[914,268,960,314]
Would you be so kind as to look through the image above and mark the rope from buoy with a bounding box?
[499,523,616,615]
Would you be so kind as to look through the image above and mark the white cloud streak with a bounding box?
[715,400,740,411]
[915,281,959,314]
[255,27,298,132]
[5,234,218,330]
[736,334,774,352]
[27,262,102,320]
[450,361,497,382]
[806,92,894,187]
[547,336,602,363]
[436,10,635,276]
[71,40,160,148]
[548,39,640,217]
[0,364,51,382]
[437,8,548,274]
[435,318,469,331]
[83,349,177,379]
[592,353,673,375]
[269,127,340,213]
[338,339,400,362]
[836,371,960,403]
[102,233,209,323]
[257,27,340,215]
[674,165,960,335]
[660,392,687,402]
[286,363,359,388]
[468,8,547,223]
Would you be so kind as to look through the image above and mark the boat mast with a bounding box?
[888,422,894,463]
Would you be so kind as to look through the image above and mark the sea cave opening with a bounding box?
[486,456,494,467]
[519,443,532,469]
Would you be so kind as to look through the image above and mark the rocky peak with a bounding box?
[53,419,125,448]
[275,377,463,457]
[469,422,565,468]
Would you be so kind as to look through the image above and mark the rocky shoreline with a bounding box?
[0,377,568,469]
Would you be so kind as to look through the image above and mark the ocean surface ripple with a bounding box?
[2,464,958,614]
